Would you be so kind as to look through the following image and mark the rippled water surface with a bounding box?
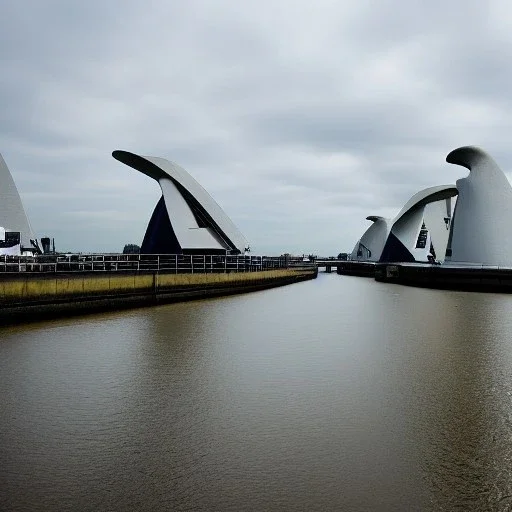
[3,274,512,511]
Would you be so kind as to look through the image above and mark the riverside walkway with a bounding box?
[0,253,317,324]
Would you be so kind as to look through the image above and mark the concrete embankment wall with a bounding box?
[374,263,512,292]
[336,261,376,277]
[0,267,317,324]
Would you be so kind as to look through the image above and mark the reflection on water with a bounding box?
[2,275,512,511]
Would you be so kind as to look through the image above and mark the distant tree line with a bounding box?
[123,244,141,254]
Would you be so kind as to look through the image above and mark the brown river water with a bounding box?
[2,273,512,511]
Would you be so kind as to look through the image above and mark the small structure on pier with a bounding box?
[112,150,248,255]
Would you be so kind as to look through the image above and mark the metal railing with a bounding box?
[0,253,313,274]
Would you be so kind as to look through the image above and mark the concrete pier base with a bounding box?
[375,262,512,293]
[336,261,376,277]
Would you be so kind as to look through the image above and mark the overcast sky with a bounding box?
[1,0,512,255]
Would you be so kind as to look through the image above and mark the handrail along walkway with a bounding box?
[0,254,313,274]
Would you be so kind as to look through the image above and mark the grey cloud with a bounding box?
[2,0,512,255]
